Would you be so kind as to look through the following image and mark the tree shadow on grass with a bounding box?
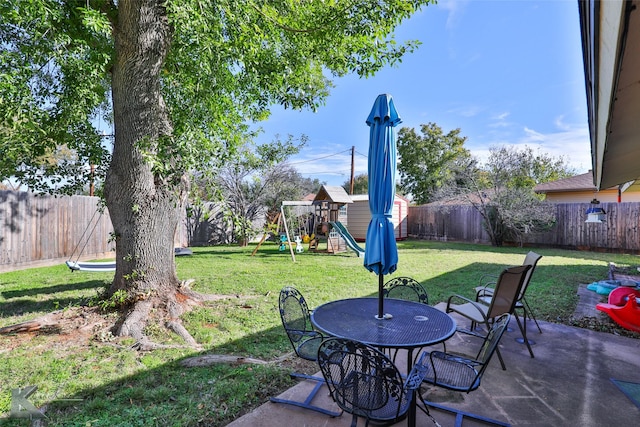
[0,273,298,426]
[0,259,626,426]
[1,280,105,299]
[0,321,297,427]
[0,297,96,319]
[0,280,105,321]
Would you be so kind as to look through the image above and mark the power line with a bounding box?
[286,148,355,165]
[300,169,353,176]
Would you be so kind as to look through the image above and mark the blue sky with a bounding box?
[255,0,590,188]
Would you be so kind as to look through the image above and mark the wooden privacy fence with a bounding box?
[0,191,113,272]
[4,192,640,272]
[0,191,188,272]
[408,204,490,244]
[408,202,640,252]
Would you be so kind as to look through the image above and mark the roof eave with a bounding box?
[582,0,640,189]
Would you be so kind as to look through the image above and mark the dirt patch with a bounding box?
[278,355,319,375]
[0,306,116,353]
[570,284,640,338]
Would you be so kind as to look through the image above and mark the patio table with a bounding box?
[311,297,456,427]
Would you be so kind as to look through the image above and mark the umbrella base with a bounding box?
[375,313,394,320]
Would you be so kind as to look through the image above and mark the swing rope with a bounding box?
[68,208,103,264]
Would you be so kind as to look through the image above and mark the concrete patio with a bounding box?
[228,288,640,426]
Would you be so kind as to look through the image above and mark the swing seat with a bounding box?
[66,261,116,272]
[65,205,116,272]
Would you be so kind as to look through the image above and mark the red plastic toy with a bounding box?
[596,287,640,333]
[607,287,640,306]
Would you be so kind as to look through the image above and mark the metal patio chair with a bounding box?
[383,276,429,305]
[413,313,512,427]
[317,337,433,427]
[445,265,531,370]
[383,276,441,361]
[475,251,543,335]
[269,286,341,417]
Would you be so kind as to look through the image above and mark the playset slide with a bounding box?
[329,221,365,258]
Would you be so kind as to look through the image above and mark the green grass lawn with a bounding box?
[0,240,638,426]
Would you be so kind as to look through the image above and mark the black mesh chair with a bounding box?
[383,277,439,361]
[414,314,512,426]
[270,287,341,417]
[317,337,432,427]
[383,277,429,305]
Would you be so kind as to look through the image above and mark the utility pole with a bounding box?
[350,145,355,194]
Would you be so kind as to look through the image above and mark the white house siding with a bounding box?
[346,195,408,241]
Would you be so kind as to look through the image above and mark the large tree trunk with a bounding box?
[104,0,192,346]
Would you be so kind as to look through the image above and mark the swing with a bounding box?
[66,260,116,272]
[65,207,116,272]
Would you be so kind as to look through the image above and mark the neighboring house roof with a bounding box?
[349,194,408,203]
[534,173,596,194]
[313,185,353,204]
[423,190,490,207]
[533,172,640,195]
[533,172,640,203]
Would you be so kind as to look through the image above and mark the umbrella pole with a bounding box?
[378,273,384,319]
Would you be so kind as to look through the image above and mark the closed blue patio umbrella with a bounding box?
[364,94,401,319]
